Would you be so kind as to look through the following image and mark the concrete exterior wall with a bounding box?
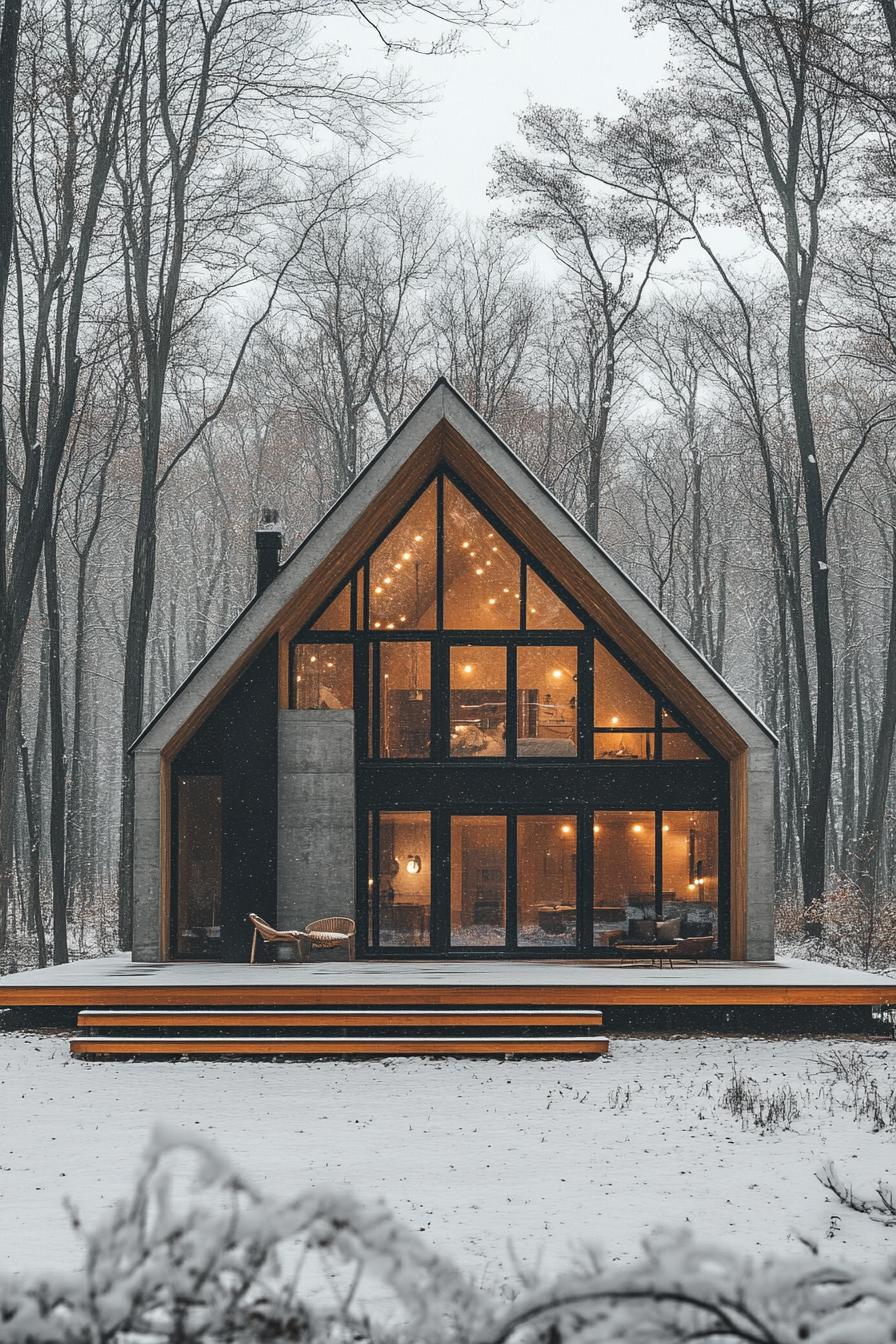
[745,742,777,960]
[133,747,163,961]
[277,709,356,930]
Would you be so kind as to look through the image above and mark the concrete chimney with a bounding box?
[255,506,282,595]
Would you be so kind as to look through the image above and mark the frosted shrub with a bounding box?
[775,881,896,971]
[4,1135,896,1343]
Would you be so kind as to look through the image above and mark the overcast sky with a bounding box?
[382,0,671,218]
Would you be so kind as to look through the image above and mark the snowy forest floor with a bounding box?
[1,1032,895,1284]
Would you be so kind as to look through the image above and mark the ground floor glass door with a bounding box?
[364,805,724,957]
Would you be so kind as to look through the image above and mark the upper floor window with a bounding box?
[292,470,719,765]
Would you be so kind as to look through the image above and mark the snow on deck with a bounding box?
[1,954,893,1009]
[0,953,893,990]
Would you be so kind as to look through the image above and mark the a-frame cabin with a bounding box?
[131,380,777,964]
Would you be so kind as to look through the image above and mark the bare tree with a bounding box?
[492,106,677,536]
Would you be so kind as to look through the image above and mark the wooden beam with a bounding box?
[69,1035,611,1058]
[76,1008,605,1029]
[5,982,895,1008]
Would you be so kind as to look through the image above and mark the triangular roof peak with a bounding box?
[133,379,775,756]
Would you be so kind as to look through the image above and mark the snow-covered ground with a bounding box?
[1,1031,895,1284]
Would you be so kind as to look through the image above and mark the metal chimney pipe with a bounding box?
[255,506,282,595]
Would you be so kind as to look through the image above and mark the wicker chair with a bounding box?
[304,917,356,960]
[247,912,307,963]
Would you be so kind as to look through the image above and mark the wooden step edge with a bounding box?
[70,1035,610,1057]
[76,1009,603,1029]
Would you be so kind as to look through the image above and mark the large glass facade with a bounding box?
[288,468,727,958]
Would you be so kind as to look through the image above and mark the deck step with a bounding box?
[69,1034,609,1058]
[76,1007,603,1031]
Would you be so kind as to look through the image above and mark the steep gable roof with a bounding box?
[133,378,775,756]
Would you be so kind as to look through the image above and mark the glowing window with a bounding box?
[443,478,520,629]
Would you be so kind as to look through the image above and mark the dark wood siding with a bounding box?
[172,637,278,960]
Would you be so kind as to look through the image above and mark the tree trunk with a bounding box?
[44,529,68,962]
[17,700,46,968]
[855,530,896,900]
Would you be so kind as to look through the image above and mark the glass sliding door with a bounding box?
[450,815,507,948]
[662,811,719,946]
[375,811,432,949]
[516,815,577,948]
[592,810,655,949]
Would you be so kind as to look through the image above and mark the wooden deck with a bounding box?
[1,954,893,1009]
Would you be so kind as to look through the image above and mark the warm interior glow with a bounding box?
[376,812,431,950]
[450,815,506,948]
[517,815,577,947]
[525,567,582,630]
[293,643,353,711]
[443,478,520,629]
[516,645,578,757]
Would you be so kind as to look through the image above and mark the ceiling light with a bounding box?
[309,655,317,663]
[632,823,643,833]
[374,585,383,595]
[610,715,619,725]
[462,663,474,675]
[462,541,470,549]
[402,551,412,561]
[552,669,563,679]
[414,534,423,542]
[475,567,484,576]
[560,823,572,835]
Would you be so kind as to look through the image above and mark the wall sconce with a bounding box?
[406,854,422,875]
